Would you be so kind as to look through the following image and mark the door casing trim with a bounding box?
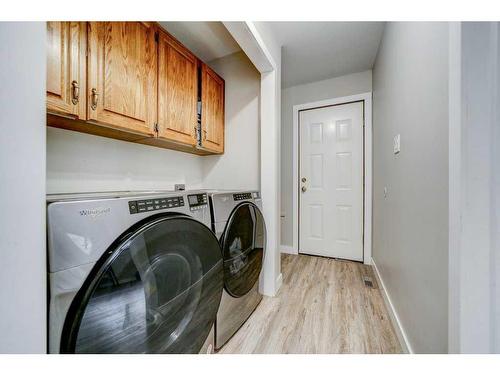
[291,92,373,264]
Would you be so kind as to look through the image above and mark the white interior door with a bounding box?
[299,101,364,261]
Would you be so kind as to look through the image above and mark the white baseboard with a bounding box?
[275,273,283,294]
[371,258,413,354]
[260,272,283,297]
[281,245,298,255]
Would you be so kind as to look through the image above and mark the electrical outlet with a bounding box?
[174,184,185,191]
[393,134,401,154]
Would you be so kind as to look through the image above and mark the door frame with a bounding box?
[223,22,282,296]
[291,92,372,264]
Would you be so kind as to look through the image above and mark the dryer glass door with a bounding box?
[221,202,266,297]
[60,214,223,354]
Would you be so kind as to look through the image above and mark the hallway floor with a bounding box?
[219,254,402,354]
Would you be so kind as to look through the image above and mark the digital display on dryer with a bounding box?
[187,194,208,211]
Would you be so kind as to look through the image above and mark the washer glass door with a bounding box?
[220,202,266,297]
[60,215,223,354]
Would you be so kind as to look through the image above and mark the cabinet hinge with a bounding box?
[154,123,159,133]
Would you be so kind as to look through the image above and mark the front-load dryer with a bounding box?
[207,190,266,350]
[47,191,223,354]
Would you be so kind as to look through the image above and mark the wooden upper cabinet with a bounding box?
[46,22,225,155]
[46,22,87,119]
[157,29,197,145]
[87,22,157,136]
[201,63,225,153]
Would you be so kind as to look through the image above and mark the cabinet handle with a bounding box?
[71,80,79,105]
[91,88,98,110]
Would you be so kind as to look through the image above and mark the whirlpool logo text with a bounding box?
[79,207,111,218]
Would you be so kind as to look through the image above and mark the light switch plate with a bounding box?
[393,134,401,154]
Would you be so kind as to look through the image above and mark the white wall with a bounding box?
[222,21,283,296]
[372,22,449,353]
[449,22,500,354]
[0,22,46,353]
[203,51,261,190]
[47,128,205,193]
[280,71,372,247]
[251,22,283,295]
[494,22,500,354]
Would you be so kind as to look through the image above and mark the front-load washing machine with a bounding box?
[47,190,223,354]
[207,190,266,349]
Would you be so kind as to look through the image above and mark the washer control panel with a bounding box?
[187,193,208,211]
[233,192,252,201]
[128,196,184,214]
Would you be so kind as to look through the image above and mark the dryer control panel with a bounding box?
[188,193,208,211]
[233,192,252,201]
[128,196,184,214]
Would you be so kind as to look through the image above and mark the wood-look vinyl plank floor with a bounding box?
[219,254,402,354]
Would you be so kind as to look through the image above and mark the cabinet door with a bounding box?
[46,22,86,119]
[157,30,197,146]
[87,22,157,136]
[201,64,225,153]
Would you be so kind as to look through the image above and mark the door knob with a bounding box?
[301,186,307,193]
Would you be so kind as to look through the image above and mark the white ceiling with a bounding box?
[159,22,384,89]
[265,22,385,88]
[159,22,241,62]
